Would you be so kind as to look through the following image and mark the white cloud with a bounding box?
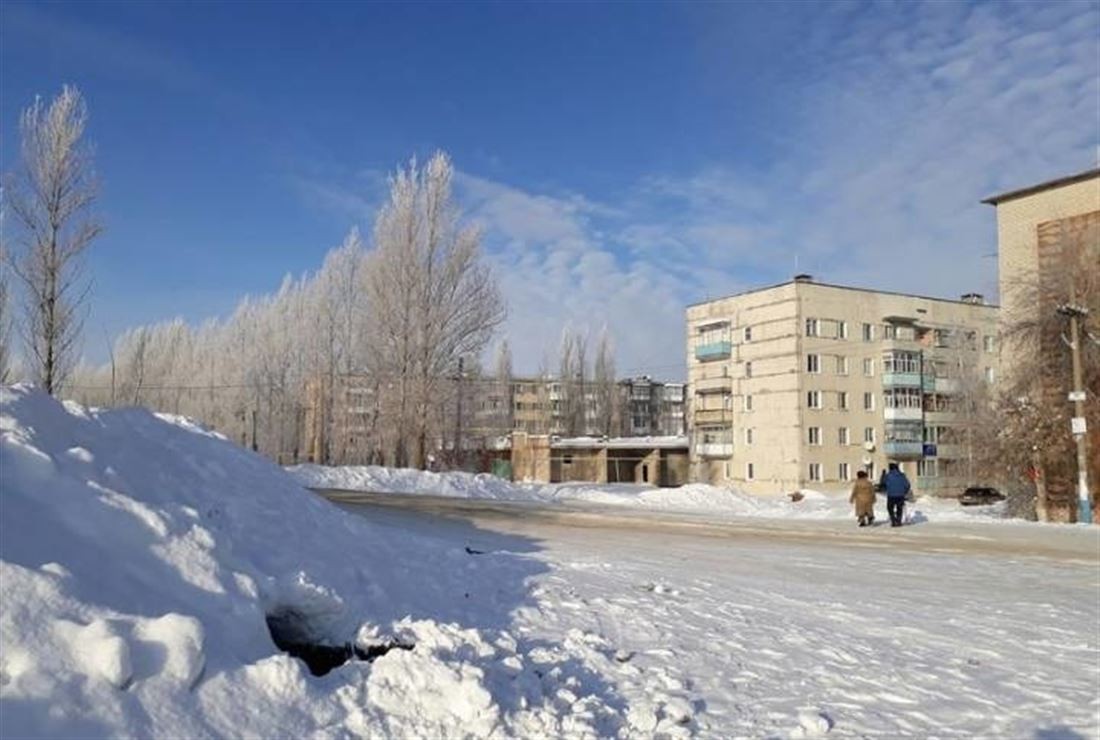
[287,2,1097,381]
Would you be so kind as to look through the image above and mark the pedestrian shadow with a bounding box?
[1034,726,1087,740]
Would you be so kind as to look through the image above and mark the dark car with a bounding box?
[959,486,1006,506]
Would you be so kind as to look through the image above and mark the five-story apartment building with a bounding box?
[686,276,999,495]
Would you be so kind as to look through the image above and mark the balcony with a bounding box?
[931,443,962,459]
[882,371,922,388]
[883,441,924,459]
[934,378,959,394]
[694,408,734,425]
[694,443,733,458]
[883,407,922,422]
[694,341,732,362]
[922,375,936,392]
[693,376,731,394]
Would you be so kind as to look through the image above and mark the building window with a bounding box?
[745,428,754,445]
[807,354,821,373]
[744,326,752,342]
[806,318,819,337]
[864,426,876,444]
[838,427,850,445]
[724,462,731,479]
[883,351,920,374]
[746,462,755,480]
[838,321,848,339]
[984,335,994,352]
[808,426,822,445]
[984,367,995,383]
[863,392,875,411]
[918,459,938,477]
[884,387,922,409]
[863,357,874,376]
[838,391,849,410]
[808,463,822,482]
[862,323,874,342]
[839,462,850,481]
[745,361,753,378]
[836,356,848,375]
[807,390,822,409]
[883,324,897,340]
[743,395,753,412]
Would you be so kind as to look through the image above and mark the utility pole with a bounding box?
[1058,288,1092,524]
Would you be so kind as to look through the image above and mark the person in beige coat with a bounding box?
[850,470,876,527]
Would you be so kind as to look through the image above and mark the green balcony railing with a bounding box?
[883,440,924,458]
[882,371,922,387]
[694,341,732,361]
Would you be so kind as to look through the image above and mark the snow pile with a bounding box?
[290,464,1010,524]
[0,386,638,737]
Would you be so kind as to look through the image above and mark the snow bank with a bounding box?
[0,386,636,737]
[290,464,1010,524]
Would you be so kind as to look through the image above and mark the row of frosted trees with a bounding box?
[69,153,508,468]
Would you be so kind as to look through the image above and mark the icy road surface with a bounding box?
[334,493,1100,739]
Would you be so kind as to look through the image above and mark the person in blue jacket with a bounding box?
[880,463,912,527]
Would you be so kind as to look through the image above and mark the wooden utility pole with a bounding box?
[1059,287,1092,524]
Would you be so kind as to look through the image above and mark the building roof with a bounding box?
[551,435,688,450]
[981,167,1100,206]
[686,278,1000,310]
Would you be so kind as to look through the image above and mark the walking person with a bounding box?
[849,470,876,527]
[882,462,912,527]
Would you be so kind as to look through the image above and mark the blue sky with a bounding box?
[1,1,1097,376]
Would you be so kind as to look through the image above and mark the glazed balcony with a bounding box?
[694,341,732,362]
[882,371,922,388]
[694,408,734,425]
[693,376,731,394]
[883,441,924,459]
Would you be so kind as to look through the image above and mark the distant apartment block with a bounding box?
[618,376,687,437]
[686,276,999,495]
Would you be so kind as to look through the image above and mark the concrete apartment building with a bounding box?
[686,277,999,495]
[983,168,1100,517]
[474,375,686,439]
[619,376,687,437]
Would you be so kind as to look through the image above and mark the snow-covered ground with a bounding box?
[3,385,1098,739]
[289,463,1010,525]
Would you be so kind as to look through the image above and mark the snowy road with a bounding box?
[332,492,1100,739]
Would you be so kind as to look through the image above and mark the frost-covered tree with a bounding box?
[366,152,505,468]
[6,86,101,395]
[0,201,13,384]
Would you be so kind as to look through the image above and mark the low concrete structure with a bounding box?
[511,433,688,487]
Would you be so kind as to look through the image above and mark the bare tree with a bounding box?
[6,86,101,395]
[593,327,617,436]
[367,152,505,468]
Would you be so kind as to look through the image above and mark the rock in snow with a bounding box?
[0,385,630,737]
